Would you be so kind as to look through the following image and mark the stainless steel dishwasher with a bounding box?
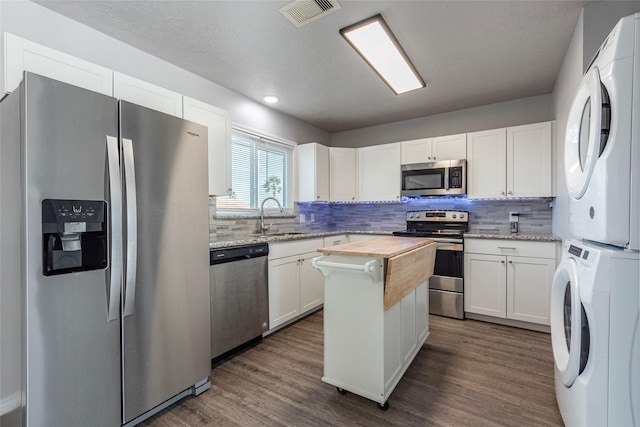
[210,243,269,360]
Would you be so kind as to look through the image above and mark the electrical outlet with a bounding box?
[310,213,315,222]
[300,213,306,223]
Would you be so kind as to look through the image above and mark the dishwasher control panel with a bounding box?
[210,243,269,265]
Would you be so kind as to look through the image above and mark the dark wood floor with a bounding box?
[141,311,563,426]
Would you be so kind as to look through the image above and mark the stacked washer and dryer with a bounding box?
[551,13,640,427]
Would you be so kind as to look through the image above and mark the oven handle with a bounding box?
[435,242,463,251]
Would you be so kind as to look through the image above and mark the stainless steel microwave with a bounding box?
[401,159,466,197]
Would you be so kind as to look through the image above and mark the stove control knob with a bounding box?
[408,213,414,219]
[452,214,457,219]
[460,213,465,219]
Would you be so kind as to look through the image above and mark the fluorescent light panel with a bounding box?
[341,15,425,95]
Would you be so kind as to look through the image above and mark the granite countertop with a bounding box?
[464,233,561,242]
[210,230,394,249]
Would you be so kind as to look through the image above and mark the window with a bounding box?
[217,129,294,212]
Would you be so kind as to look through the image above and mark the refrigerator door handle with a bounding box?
[106,135,123,322]
[122,138,138,317]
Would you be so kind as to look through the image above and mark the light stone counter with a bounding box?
[209,230,393,249]
[464,233,561,242]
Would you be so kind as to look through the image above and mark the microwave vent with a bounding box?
[279,0,341,28]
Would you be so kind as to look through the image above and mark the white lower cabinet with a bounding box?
[464,239,557,326]
[347,234,382,243]
[268,238,324,330]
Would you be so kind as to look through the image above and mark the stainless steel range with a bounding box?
[393,210,468,319]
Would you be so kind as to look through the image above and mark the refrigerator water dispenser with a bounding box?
[42,199,108,275]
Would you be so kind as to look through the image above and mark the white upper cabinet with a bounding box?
[400,134,466,165]
[183,96,231,196]
[329,147,357,202]
[466,128,507,198]
[400,138,432,164]
[3,32,113,96]
[467,122,553,199]
[113,72,182,117]
[507,122,553,198]
[358,142,401,201]
[297,143,329,202]
[432,133,467,161]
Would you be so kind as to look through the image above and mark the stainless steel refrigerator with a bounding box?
[0,72,211,427]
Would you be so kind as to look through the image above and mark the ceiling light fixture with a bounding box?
[340,14,425,95]
[263,95,279,104]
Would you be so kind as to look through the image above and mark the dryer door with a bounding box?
[551,258,586,387]
[564,66,611,199]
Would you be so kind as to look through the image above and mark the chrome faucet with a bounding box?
[260,197,284,234]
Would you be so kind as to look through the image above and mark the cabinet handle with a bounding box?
[498,246,517,250]
[501,260,506,264]
[508,260,513,264]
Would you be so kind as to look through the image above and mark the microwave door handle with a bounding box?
[444,167,450,190]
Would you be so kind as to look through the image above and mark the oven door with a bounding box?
[401,162,448,196]
[431,242,463,292]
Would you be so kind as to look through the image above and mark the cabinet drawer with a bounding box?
[269,238,324,260]
[465,239,555,259]
[323,234,348,248]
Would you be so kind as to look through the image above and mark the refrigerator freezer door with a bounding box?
[119,101,211,423]
[22,73,121,427]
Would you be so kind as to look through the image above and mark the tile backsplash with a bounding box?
[209,197,553,243]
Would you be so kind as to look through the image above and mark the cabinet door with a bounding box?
[400,290,417,363]
[506,256,555,325]
[299,251,324,313]
[113,72,182,117]
[464,253,506,317]
[507,122,553,198]
[432,134,467,161]
[358,143,401,201]
[297,143,329,201]
[268,256,301,329]
[183,96,231,196]
[415,281,429,344]
[466,129,507,199]
[4,32,113,95]
[400,138,432,164]
[329,147,357,201]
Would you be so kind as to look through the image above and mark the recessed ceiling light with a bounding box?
[263,95,279,104]
[340,14,425,95]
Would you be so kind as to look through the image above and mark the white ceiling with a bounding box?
[37,1,586,133]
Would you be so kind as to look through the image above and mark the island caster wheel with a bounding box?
[336,387,347,395]
[377,401,389,411]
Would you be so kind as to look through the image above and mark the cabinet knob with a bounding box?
[351,197,355,200]
[501,191,506,195]
[317,196,320,199]
[501,260,505,264]
[508,260,513,264]
[433,156,436,160]
[428,156,432,160]
[508,191,513,195]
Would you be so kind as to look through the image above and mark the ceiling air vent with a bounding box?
[279,0,341,28]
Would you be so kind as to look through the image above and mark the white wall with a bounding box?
[551,11,584,240]
[330,94,554,148]
[0,0,330,146]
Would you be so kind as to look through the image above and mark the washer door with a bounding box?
[551,258,583,387]
[564,66,611,199]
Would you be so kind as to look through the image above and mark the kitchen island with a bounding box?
[313,236,436,409]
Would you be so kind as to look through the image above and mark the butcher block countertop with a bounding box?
[317,236,434,258]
